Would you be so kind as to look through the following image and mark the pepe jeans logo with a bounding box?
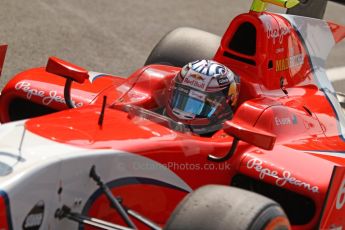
[15,81,83,107]
[246,158,319,193]
[266,24,291,44]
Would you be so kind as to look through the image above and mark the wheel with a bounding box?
[145,27,221,67]
[164,185,290,230]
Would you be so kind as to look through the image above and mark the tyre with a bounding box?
[145,27,221,67]
[164,185,290,230]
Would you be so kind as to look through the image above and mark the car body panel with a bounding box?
[0,7,344,230]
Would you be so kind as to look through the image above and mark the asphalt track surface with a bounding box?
[0,0,344,90]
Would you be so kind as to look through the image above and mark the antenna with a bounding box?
[98,96,107,128]
[251,0,300,12]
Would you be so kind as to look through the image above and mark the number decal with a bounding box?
[336,179,345,210]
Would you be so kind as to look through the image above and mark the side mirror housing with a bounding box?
[46,57,89,108]
[46,56,89,83]
[224,120,276,150]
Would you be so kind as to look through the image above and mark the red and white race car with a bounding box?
[0,0,344,229]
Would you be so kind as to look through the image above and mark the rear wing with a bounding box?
[0,45,7,77]
[319,166,345,228]
[287,0,345,19]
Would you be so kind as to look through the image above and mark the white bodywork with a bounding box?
[0,120,191,229]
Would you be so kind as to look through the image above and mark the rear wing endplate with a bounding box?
[0,45,7,77]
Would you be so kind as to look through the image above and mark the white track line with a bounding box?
[327,66,345,82]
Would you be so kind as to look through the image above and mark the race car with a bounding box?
[0,0,344,229]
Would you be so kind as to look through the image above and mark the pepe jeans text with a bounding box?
[246,158,319,193]
[15,81,83,107]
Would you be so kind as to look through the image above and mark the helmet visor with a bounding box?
[171,84,222,119]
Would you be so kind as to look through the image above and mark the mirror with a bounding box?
[46,56,89,83]
[46,57,89,108]
[224,120,276,150]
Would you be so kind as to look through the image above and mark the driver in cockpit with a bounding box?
[165,59,240,135]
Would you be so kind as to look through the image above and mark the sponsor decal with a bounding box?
[182,73,206,90]
[22,200,44,230]
[275,115,297,126]
[176,86,189,94]
[276,54,304,72]
[266,23,291,45]
[15,81,83,107]
[217,76,230,86]
[275,117,290,126]
[336,179,345,210]
[246,158,319,193]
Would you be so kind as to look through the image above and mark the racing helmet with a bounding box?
[166,60,240,133]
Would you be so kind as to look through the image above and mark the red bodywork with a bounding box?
[0,10,345,230]
[0,45,7,77]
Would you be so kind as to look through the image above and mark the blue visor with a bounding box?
[171,88,217,118]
